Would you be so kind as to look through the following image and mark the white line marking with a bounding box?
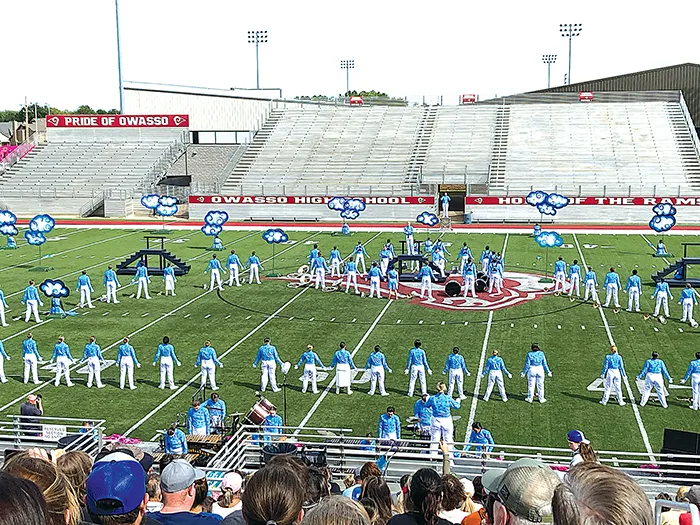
[183,314,191,319]
[467,311,494,430]
[225,315,231,320]
[309,317,315,321]
[581,325,585,330]
[288,316,295,321]
[295,300,394,434]
[204,314,211,319]
[245,315,251,320]
[330,317,336,322]
[122,312,130,317]
[141,312,149,317]
[396,319,401,324]
[640,234,670,265]
[574,233,655,461]
[418,320,423,325]
[352,318,356,323]
[102,312,109,316]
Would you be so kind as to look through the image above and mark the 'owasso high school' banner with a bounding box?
[189,195,435,205]
[466,196,700,206]
[46,114,189,128]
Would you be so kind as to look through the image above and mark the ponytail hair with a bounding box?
[436,382,447,394]
[409,469,443,525]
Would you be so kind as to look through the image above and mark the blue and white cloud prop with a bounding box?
[649,203,677,233]
[159,195,178,207]
[25,231,46,246]
[534,231,564,248]
[0,210,17,225]
[204,210,229,227]
[201,224,223,236]
[527,190,569,216]
[327,197,367,221]
[545,193,569,209]
[327,197,348,212]
[141,194,160,209]
[416,211,440,227]
[537,203,557,216]
[140,194,178,216]
[29,214,55,234]
[262,228,289,244]
[526,191,548,206]
[40,279,70,298]
[155,204,178,217]
[0,224,18,236]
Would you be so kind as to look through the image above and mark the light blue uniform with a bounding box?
[341,223,351,235]
[651,281,673,317]
[679,287,698,322]
[226,253,243,269]
[568,263,582,296]
[196,346,222,366]
[163,266,176,280]
[254,344,283,366]
[50,340,74,386]
[604,271,622,307]
[444,353,469,398]
[443,354,469,375]
[133,265,151,299]
[329,249,341,261]
[404,225,415,254]
[297,349,324,393]
[263,413,283,436]
[297,350,325,368]
[522,351,551,375]
[554,259,566,275]
[426,391,460,418]
[388,269,398,291]
[406,347,431,397]
[205,258,224,272]
[247,255,261,266]
[103,269,120,287]
[134,266,149,280]
[212,237,223,250]
[7,236,16,248]
[425,392,460,450]
[600,351,627,405]
[483,355,511,376]
[482,354,512,401]
[522,350,551,403]
[81,341,105,388]
[76,274,93,292]
[164,428,188,454]
[418,266,436,280]
[682,359,700,410]
[154,344,180,389]
[254,343,283,392]
[625,274,642,311]
[188,406,210,434]
[22,284,42,304]
[424,239,433,253]
[22,338,41,359]
[153,344,180,365]
[378,413,401,439]
[203,398,227,429]
[638,358,672,381]
[116,343,140,389]
[601,353,627,378]
[465,428,494,454]
[366,351,391,371]
[51,342,74,362]
[440,194,451,216]
[638,357,672,408]
[413,398,433,429]
[21,337,41,384]
[81,342,104,362]
[331,349,356,368]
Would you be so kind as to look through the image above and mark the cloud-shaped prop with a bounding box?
[652,203,677,216]
[159,195,177,207]
[155,204,178,217]
[327,197,347,211]
[537,203,557,216]
[546,193,569,209]
[262,228,289,244]
[204,210,229,227]
[650,215,676,232]
[344,198,366,212]
[526,191,548,206]
[0,210,17,225]
[0,224,18,236]
[40,279,69,298]
[25,231,46,246]
[340,209,360,220]
[535,231,564,248]
[140,194,160,209]
[416,211,439,226]
[29,214,55,233]
[201,224,223,236]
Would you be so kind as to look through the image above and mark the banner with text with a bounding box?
[46,114,189,128]
[190,195,434,205]
[466,196,700,206]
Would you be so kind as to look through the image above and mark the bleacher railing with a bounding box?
[0,136,36,173]
[468,181,688,198]
[656,501,699,525]
[141,131,188,193]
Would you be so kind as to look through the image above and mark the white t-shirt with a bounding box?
[439,508,470,524]
[213,501,242,518]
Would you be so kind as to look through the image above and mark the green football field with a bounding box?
[0,226,698,456]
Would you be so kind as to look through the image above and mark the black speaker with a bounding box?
[662,428,700,454]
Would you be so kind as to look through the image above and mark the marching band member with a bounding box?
[568,259,582,298]
[600,345,626,406]
[482,350,512,402]
[203,393,227,433]
[7,236,16,249]
[386,239,396,259]
[603,267,621,309]
[625,269,642,313]
[521,343,552,404]
[50,336,75,387]
[295,344,326,394]
[488,257,504,295]
[22,280,43,323]
[0,339,9,383]
[344,259,359,294]
[656,239,669,256]
[652,278,673,318]
[366,262,383,299]
[22,333,42,384]
[443,347,470,400]
[132,262,151,300]
[353,242,368,274]
[164,425,188,455]
[311,252,329,290]
[426,382,460,454]
[406,339,432,397]
[81,336,105,389]
[0,287,7,327]
[387,267,399,300]
[263,407,283,439]
[246,251,264,285]
[196,341,223,391]
[205,254,225,291]
[638,351,673,408]
[153,336,181,390]
[480,246,492,273]
[227,249,244,287]
[431,248,446,279]
[341,222,351,235]
[379,246,392,277]
[533,224,541,236]
[440,193,451,218]
[103,265,120,304]
[365,345,392,396]
[253,337,283,393]
[377,407,401,440]
[423,237,433,254]
[331,342,356,395]
[116,337,140,390]
[679,283,698,323]
[458,243,472,274]
[413,393,432,439]
[462,257,477,298]
[553,257,567,294]
[76,270,95,309]
[418,261,437,301]
[187,399,210,436]
[329,246,342,277]
[404,223,415,255]
[464,422,494,456]
[308,244,320,264]
[680,352,700,410]
[212,236,223,250]
[163,263,176,296]
[584,266,599,304]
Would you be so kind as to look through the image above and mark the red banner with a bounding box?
[466,196,700,206]
[46,114,189,128]
[190,195,434,205]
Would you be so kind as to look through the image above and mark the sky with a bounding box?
[1,0,698,111]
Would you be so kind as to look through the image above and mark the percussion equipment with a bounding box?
[406,416,419,423]
[475,271,489,293]
[444,276,462,297]
[245,397,276,425]
[316,429,338,437]
[153,452,199,464]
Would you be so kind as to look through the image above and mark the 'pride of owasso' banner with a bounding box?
[190,195,434,205]
[466,196,700,206]
[46,114,189,128]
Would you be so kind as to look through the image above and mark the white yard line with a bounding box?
[573,233,656,461]
[640,234,671,265]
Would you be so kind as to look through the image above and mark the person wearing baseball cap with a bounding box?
[86,452,162,524]
[212,472,243,518]
[150,459,220,524]
[482,458,560,524]
[567,430,590,468]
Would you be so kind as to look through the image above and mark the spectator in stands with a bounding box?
[361,476,394,524]
[238,463,306,525]
[362,498,380,525]
[553,463,652,525]
[439,475,469,524]
[3,450,80,525]
[345,473,358,489]
[459,478,481,514]
[0,470,50,525]
[319,465,342,495]
[344,467,364,500]
[150,459,220,524]
[677,487,690,502]
[57,451,93,523]
[146,473,164,513]
[482,458,560,525]
[304,467,331,513]
[213,472,243,518]
[394,475,412,514]
[303,496,370,525]
[388,468,452,525]
[191,475,219,520]
[679,486,700,525]
[656,492,682,525]
[20,392,43,435]
[567,430,593,468]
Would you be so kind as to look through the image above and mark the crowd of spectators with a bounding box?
[0,442,696,525]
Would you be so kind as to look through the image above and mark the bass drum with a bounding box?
[475,271,490,293]
[443,276,462,297]
[245,397,276,425]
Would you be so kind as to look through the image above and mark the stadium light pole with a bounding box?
[542,54,557,88]
[115,0,124,113]
[559,23,582,85]
[340,60,354,97]
[248,30,268,89]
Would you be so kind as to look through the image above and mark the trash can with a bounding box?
[464,212,473,224]
[262,442,298,465]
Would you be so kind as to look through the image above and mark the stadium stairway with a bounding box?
[487,106,511,191]
[404,106,437,185]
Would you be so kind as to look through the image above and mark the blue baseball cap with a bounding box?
[567,430,589,444]
[86,452,146,515]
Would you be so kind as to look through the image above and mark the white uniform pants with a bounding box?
[584,280,599,302]
[554,271,567,292]
[159,356,175,389]
[210,269,223,291]
[120,356,135,389]
[484,370,507,401]
[369,276,381,298]
[406,235,414,254]
[526,365,546,402]
[430,416,454,454]
[345,272,358,293]
[601,369,624,405]
[627,288,640,311]
[79,285,93,308]
[136,277,151,299]
[315,268,326,289]
[568,274,580,297]
[106,281,119,303]
[23,354,39,384]
[481,259,488,273]
[653,292,669,317]
[369,365,387,396]
[164,275,175,295]
[640,372,668,408]
[463,276,476,297]
[0,355,6,383]
[681,298,694,322]
[380,258,390,277]
[447,369,464,398]
[249,264,261,284]
[200,358,217,389]
[191,426,207,436]
[330,259,341,277]
[302,364,318,393]
[228,265,241,286]
[86,356,104,388]
[25,300,40,323]
[691,373,700,410]
[408,365,427,396]
[488,275,502,294]
[355,254,366,274]
[436,259,446,278]
[0,302,6,326]
[441,201,449,218]
[55,356,73,386]
[605,283,620,308]
[420,277,433,299]
[261,360,279,392]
